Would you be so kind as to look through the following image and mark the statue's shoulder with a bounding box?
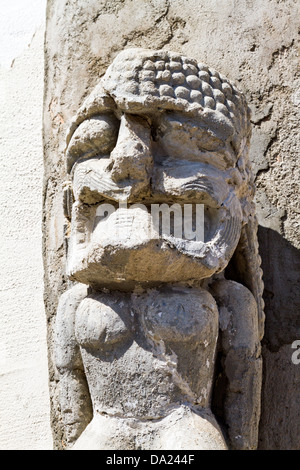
[57,283,88,316]
[210,279,260,353]
[211,279,256,308]
[55,283,88,371]
[56,282,88,338]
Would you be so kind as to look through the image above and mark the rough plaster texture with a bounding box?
[0,3,53,449]
[43,0,300,449]
[0,0,47,68]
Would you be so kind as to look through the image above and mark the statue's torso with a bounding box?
[75,286,219,419]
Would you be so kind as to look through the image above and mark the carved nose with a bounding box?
[110,114,153,192]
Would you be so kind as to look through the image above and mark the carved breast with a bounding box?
[135,287,219,347]
[75,287,218,352]
[75,295,133,350]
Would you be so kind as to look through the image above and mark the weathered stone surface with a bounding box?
[43,0,300,450]
[49,46,263,450]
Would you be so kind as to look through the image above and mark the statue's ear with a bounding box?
[225,215,265,340]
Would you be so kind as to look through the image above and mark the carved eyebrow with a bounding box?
[66,107,117,151]
[66,113,119,174]
[65,83,117,150]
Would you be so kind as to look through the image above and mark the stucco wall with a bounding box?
[0,0,53,450]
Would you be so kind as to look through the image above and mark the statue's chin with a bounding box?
[66,206,242,290]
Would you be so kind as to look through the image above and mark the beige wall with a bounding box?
[0,1,53,449]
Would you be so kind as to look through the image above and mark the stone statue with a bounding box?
[55,49,265,450]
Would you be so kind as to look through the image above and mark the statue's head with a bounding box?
[64,49,263,329]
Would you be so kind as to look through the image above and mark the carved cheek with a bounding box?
[151,162,231,207]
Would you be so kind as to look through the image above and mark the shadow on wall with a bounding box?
[258,226,300,350]
[258,225,300,450]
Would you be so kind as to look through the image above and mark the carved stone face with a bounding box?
[65,49,252,290]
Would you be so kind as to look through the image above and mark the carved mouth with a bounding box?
[91,198,240,265]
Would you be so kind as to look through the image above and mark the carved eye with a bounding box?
[66,114,119,172]
[161,117,223,152]
[152,112,236,169]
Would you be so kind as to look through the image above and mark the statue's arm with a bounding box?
[55,284,93,447]
[211,279,263,450]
